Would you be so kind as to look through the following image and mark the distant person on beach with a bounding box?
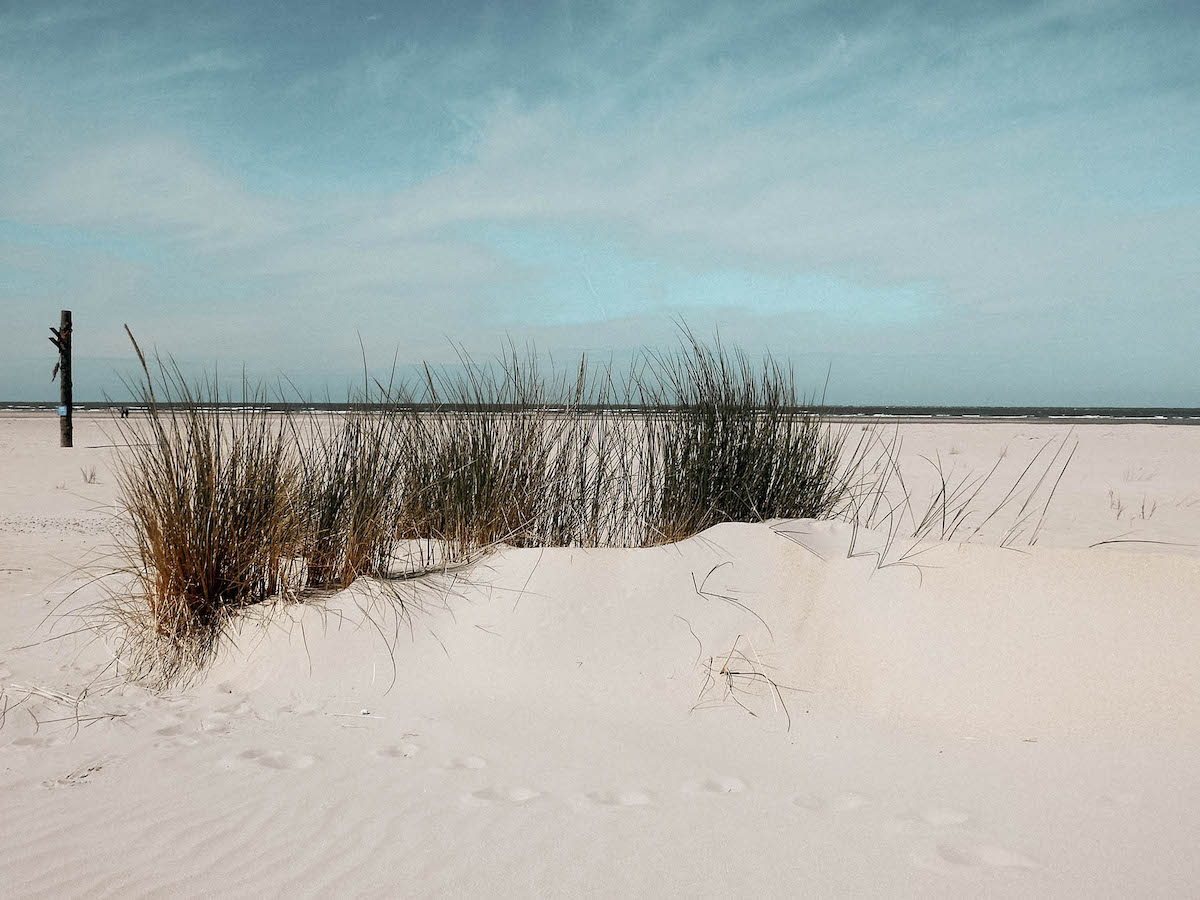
[120,407,129,418]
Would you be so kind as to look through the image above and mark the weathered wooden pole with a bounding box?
[50,309,72,448]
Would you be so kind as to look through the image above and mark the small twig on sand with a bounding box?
[691,634,805,732]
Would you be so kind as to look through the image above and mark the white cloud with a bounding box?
[350,1,1199,330]
[0,3,115,36]
[16,138,283,248]
[131,49,255,82]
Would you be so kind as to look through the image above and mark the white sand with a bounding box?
[3,413,1200,898]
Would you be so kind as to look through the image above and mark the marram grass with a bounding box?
[106,327,969,684]
[110,331,300,682]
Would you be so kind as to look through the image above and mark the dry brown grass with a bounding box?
[109,330,299,682]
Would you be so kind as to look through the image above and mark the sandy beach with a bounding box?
[3,412,1200,898]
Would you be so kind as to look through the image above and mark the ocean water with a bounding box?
[3,401,1199,424]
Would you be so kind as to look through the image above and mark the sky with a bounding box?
[1,0,1198,405]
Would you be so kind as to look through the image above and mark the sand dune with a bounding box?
[3,414,1200,897]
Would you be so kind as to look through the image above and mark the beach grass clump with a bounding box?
[401,411,547,553]
[399,348,568,559]
[635,331,854,543]
[393,333,861,553]
[293,402,407,588]
[111,333,298,678]
[539,406,646,548]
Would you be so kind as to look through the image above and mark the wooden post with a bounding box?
[50,310,72,448]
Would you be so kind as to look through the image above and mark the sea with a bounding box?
[3,402,1199,425]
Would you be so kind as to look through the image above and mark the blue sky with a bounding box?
[2,0,1198,404]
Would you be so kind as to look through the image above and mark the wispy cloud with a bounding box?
[0,2,116,36]
[130,49,256,83]
[16,138,283,248]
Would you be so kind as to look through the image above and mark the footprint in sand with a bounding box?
[794,791,871,813]
[216,699,257,718]
[469,785,542,805]
[448,755,488,770]
[430,755,488,773]
[919,807,971,826]
[933,841,1039,870]
[585,789,654,807]
[890,806,971,835]
[7,735,58,751]
[195,697,259,733]
[227,748,315,771]
[149,710,205,748]
[376,743,421,760]
[200,712,234,734]
[153,728,202,749]
[276,702,320,718]
[683,776,747,796]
